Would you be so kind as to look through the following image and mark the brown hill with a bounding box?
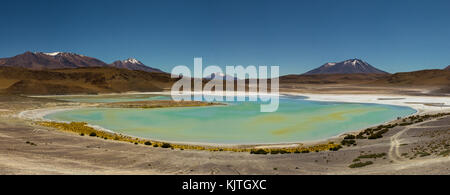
[279,69,449,95]
[368,69,450,86]
[1,64,448,95]
[445,65,450,70]
[280,73,389,85]
[0,67,176,95]
[367,69,450,94]
[281,69,449,86]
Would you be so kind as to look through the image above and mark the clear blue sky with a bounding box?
[1,0,449,75]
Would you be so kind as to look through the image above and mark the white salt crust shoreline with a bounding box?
[294,93,450,114]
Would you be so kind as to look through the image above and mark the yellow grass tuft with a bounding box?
[37,121,342,154]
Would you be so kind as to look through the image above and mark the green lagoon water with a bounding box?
[45,95,416,144]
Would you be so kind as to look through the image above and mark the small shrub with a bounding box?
[144,141,152,146]
[341,139,356,146]
[439,149,450,157]
[280,150,291,154]
[368,134,382,139]
[416,152,430,157]
[251,149,269,155]
[368,129,388,139]
[271,150,280,155]
[400,122,413,126]
[161,143,171,148]
[89,132,97,137]
[349,161,373,168]
[344,135,356,140]
[356,134,366,139]
[358,153,386,159]
[329,145,342,151]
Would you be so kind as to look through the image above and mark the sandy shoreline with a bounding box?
[17,92,450,148]
[18,107,84,121]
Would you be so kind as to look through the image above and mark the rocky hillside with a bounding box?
[0,67,175,95]
[280,73,388,84]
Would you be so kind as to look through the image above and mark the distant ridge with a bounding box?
[0,66,174,95]
[304,59,388,75]
[445,65,450,70]
[0,52,164,73]
[369,69,450,88]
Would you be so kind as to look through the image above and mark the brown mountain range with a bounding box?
[280,73,388,85]
[368,69,450,87]
[0,52,448,95]
[1,66,447,95]
[281,69,449,86]
[280,69,450,94]
[0,52,109,69]
[0,67,175,95]
[0,52,164,73]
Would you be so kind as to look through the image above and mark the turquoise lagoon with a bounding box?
[44,95,416,145]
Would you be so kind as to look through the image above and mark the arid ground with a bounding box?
[0,88,448,175]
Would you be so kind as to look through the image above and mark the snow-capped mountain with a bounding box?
[110,58,164,73]
[304,59,388,74]
[0,51,109,69]
[43,52,62,56]
[445,65,450,70]
[0,52,164,73]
